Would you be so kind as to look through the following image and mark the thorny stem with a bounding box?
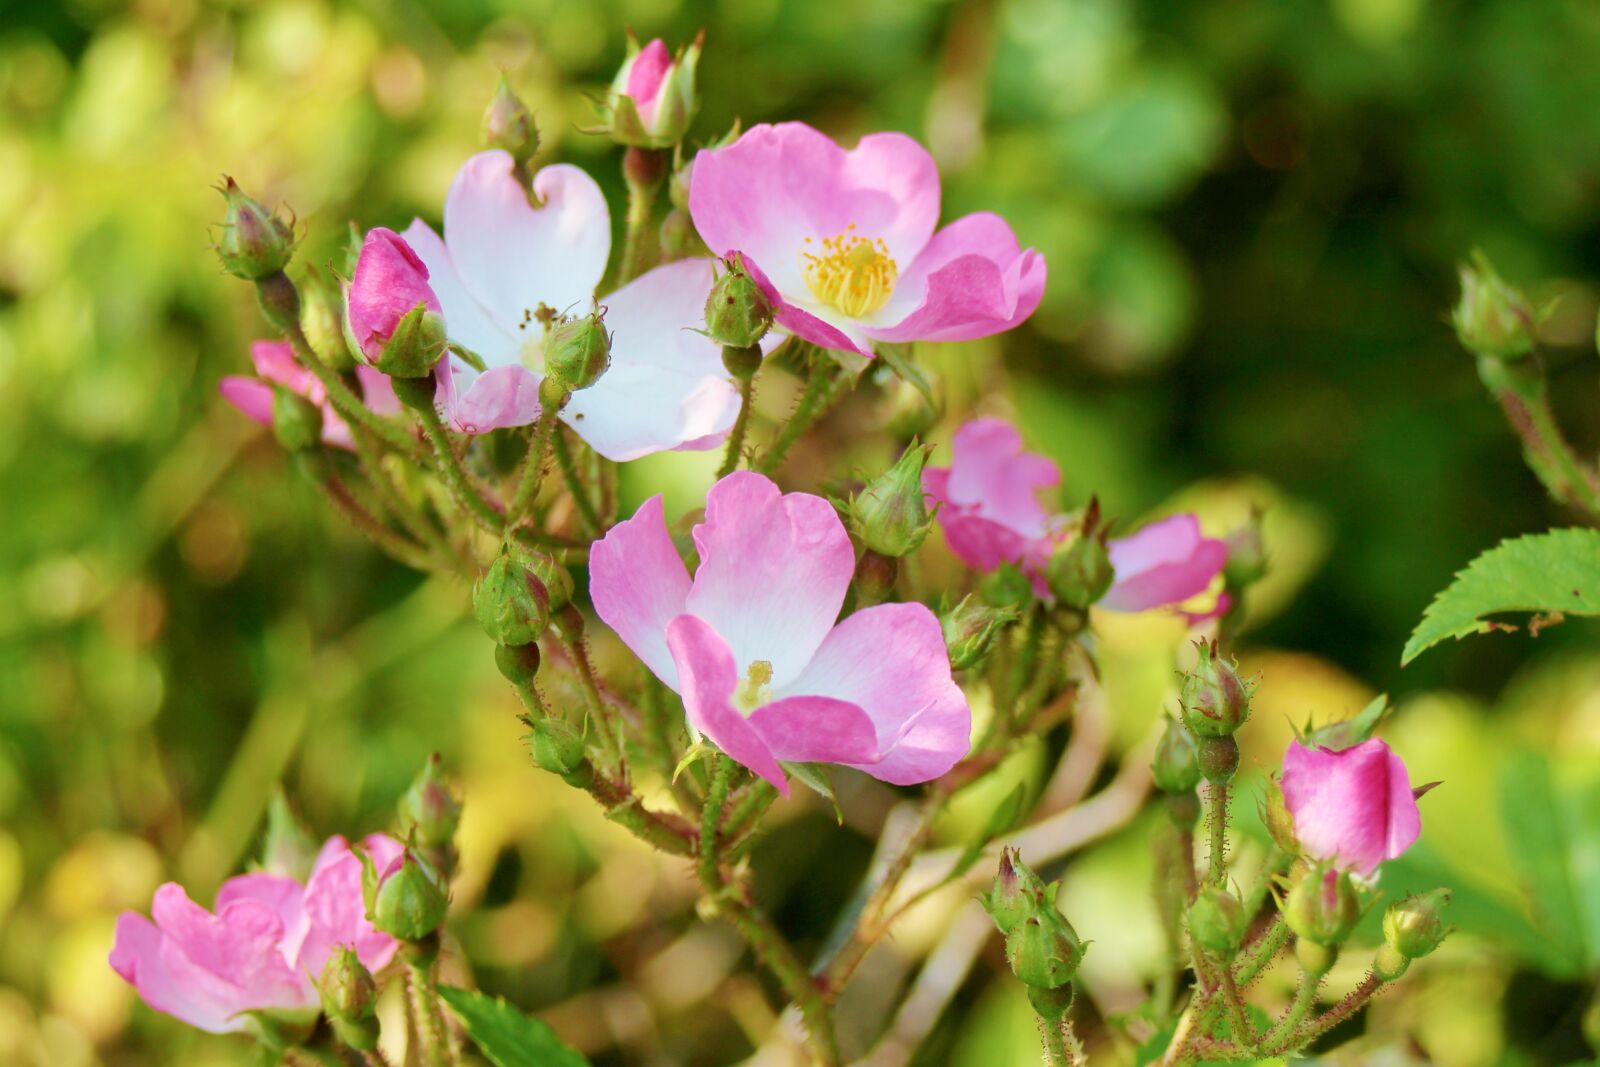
[552,429,603,535]
[618,147,665,285]
[718,367,759,478]
[507,399,561,527]
[1260,965,1319,1051]
[1272,971,1385,1053]
[1235,915,1289,987]
[412,399,504,532]
[554,621,625,770]
[406,960,454,1067]
[1206,780,1229,887]
[315,464,437,571]
[348,422,459,570]
[1477,352,1600,520]
[757,360,847,474]
[698,756,738,888]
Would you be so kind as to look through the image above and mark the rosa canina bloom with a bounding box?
[590,471,971,793]
[1281,738,1422,876]
[923,418,1227,611]
[109,835,402,1033]
[220,340,399,451]
[689,122,1047,358]
[401,150,740,461]
[346,227,443,364]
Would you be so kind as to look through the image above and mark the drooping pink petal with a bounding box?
[685,472,855,687]
[147,883,308,1011]
[110,911,246,1033]
[442,153,610,336]
[353,366,401,418]
[298,835,401,978]
[448,364,544,434]
[249,341,318,396]
[1282,739,1421,875]
[624,38,673,124]
[219,376,274,429]
[776,603,971,785]
[747,696,881,766]
[348,228,441,363]
[564,259,740,461]
[590,495,694,689]
[665,614,787,792]
[1102,514,1227,612]
[864,213,1046,344]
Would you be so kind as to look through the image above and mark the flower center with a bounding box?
[515,303,556,372]
[733,659,774,715]
[802,226,898,318]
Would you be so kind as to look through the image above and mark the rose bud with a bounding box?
[704,255,773,350]
[1151,716,1202,795]
[318,946,378,1050]
[1005,912,1085,991]
[941,595,1016,672]
[474,546,555,648]
[362,846,449,942]
[528,718,586,779]
[544,309,612,392]
[271,384,324,453]
[1188,885,1247,956]
[1453,250,1535,361]
[981,846,1049,936]
[1375,888,1451,979]
[345,228,446,378]
[1045,504,1114,612]
[480,75,538,171]
[1284,863,1360,954]
[397,753,461,850]
[1180,639,1252,738]
[605,33,702,148]
[1281,737,1421,876]
[849,443,935,559]
[216,176,295,280]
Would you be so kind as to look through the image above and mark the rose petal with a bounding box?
[449,364,544,434]
[747,695,881,766]
[110,911,245,1033]
[299,835,400,978]
[625,38,672,124]
[1102,514,1227,612]
[401,219,519,370]
[665,614,786,793]
[1282,738,1421,875]
[590,495,693,689]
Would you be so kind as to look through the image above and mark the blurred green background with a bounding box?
[3,0,1600,1064]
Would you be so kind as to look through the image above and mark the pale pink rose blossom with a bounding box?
[1281,738,1422,876]
[109,835,402,1033]
[346,227,442,363]
[220,340,399,451]
[402,150,739,460]
[590,471,971,793]
[689,122,1046,358]
[923,417,1226,612]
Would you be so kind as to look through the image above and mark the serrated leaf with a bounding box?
[1402,528,1600,665]
[437,986,591,1067]
[951,783,1029,880]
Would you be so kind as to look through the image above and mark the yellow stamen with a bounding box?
[802,226,898,318]
[733,659,774,714]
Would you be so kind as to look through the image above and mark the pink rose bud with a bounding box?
[607,33,702,147]
[109,835,402,1034]
[1281,737,1422,876]
[345,228,446,377]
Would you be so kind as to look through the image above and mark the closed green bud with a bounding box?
[1284,863,1359,950]
[1046,500,1113,611]
[216,177,295,280]
[258,791,318,881]
[364,848,449,942]
[1188,885,1247,956]
[299,267,353,373]
[941,595,1016,671]
[397,754,461,849]
[1180,639,1251,738]
[1151,716,1201,794]
[369,302,447,379]
[981,847,1048,936]
[494,642,541,687]
[1197,735,1240,785]
[474,547,556,647]
[545,311,611,391]
[1453,251,1535,361]
[705,257,773,349]
[981,562,1034,610]
[318,945,376,1025]
[1006,913,1084,990]
[529,718,585,777]
[271,384,323,453]
[1383,889,1450,962]
[481,76,538,169]
[848,444,934,558]
[659,208,700,261]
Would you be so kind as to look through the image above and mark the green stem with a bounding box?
[721,778,780,846]
[406,961,453,1067]
[1272,971,1385,1054]
[507,400,561,528]
[618,148,664,285]
[718,367,759,478]
[349,423,457,569]
[315,464,437,571]
[412,400,504,532]
[1260,966,1319,1051]
[757,361,845,474]
[698,756,737,888]
[554,619,625,770]
[1206,780,1229,887]
[1235,916,1289,987]
[1477,353,1600,519]
[1216,956,1257,1054]
[271,308,422,459]
[552,429,602,535]
[1027,986,1080,1067]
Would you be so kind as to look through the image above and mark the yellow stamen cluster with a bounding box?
[733,659,774,714]
[802,225,898,318]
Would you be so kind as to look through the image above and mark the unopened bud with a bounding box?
[318,946,376,1027]
[605,34,702,149]
[659,208,699,261]
[1180,640,1251,738]
[346,228,445,377]
[1284,864,1359,950]
[1453,251,1535,360]
[299,267,354,373]
[529,718,585,777]
[1151,717,1201,794]
[981,562,1034,610]
[216,177,295,280]
[259,792,317,881]
[1197,735,1240,784]
[481,76,538,169]
[849,444,934,558]
[474,547,554,647]
[364,848,449,942]
[1005,913,1084,990]
[397,754,461,849]
[1166,790,1201,830]
[494,642,542,687]
[981,847,1047,935]
[942,595,1016,671]
[1046,502,1113,611]
[372,302,447,378]
[705,257,773,349]
[545,311,611,392]
[271,384,323,453]
[1383,889,1450,963]
[1223,509,1268,589]
[1189,885,1247,956]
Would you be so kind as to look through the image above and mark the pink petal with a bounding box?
[736,253,877,356]
[563,259,739,461]
[148,883,307,1012]
[590,495,693,689]
[348,228,441,361]
[402,219,519,369]
[776,603,971,785]
[354,366,402,418]
[1282,739,1421,875]
[249,341,316,396]
[665,614,787,793]
[942,418,1059,538]
[685,472,854,687]
[219,376,273,429]
[747,696,881,765]
[1102,514,1228,612]
[214,873,306,953]
[110,911,246,1033]
[299,835,401,978]
[625,38,672,123]
[442,153,610,336]
[864,213,1046,344]
[448,364,544,434]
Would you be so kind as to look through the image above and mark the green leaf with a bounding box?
[1499,751,1588,960]
[1402,528,1600,665]
[1303,693,1390,751]
[951,783,1029,880]
[876,342,936,409]
[782,761,843,823]
[437,986,591,1067]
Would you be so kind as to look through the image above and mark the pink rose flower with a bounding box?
[347,228,443,364]
[402,150,740,460]
[1281,738,1421,876]
[689,122,1047,358]
[608,35,700,146]
[109,835,402,1033]
[220,340,400,451]
[590,471,971,793]
[923,417,1226,611]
